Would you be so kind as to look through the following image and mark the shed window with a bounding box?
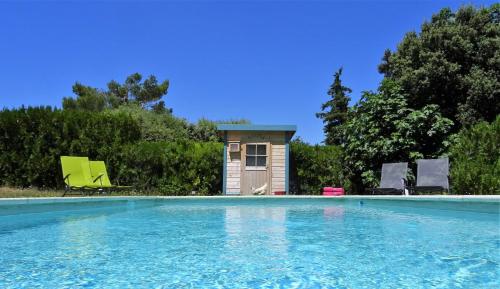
[246,144,267,169]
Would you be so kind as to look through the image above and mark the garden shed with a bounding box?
[217,124,297,195]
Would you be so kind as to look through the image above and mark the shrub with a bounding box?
[108,104,192,142]
[0,106,141,188]
[290,140,348,194]
[449,116,500,195]
[113,141,223,195]
[0,106,352,195]
[341,81,453,191]
[0,106,224,194]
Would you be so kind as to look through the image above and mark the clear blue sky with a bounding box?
[0,0,495,143]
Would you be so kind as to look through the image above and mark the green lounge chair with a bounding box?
[89,161,131,191]
[60,156,101,196]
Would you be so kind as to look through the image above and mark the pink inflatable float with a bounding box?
[322,187,344,196]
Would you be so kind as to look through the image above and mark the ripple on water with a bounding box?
[0,199,498,289]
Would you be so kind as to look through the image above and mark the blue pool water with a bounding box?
[0,198,498,288]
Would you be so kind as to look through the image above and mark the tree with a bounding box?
[107,73,169,108]
[187,118,252,142]
[152,101,172,114]
[62,83,118,112]
[107,103,190,142]
[338,4,499,192]
[316,67,352,145]
[188,118,220,142]
[378,4,500,127]
[63,73,170,111]
[342,80,453,190]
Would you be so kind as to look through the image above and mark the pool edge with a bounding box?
[0,195,499,206]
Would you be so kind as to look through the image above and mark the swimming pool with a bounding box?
[0,197,498,288]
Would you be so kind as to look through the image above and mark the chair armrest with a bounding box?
[93,174,104,183]
[63,174,72,188]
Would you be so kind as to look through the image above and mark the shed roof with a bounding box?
[217,124,297,134]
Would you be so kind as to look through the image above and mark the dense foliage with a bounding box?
[449,116,499,195]
[63,73,170,112]
[0,107,342,195]
[0,69,262,194]
[2,5,498,195]
[316,68,351,145]
[0,107,224,194]
[378,4,500,127]
[316,5,500,193]
[290,140,347,194]
[0,107,141,188]
[107,104,192,142]
[115,141,223,195]
[342,80,453,189]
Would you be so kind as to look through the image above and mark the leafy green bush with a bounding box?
[290,140,347,194]
[0,107,224,194]
[108,104,192,142]
[106,105,248,143]
[449,116,500,195]
[342,81,453,191]
[115,141,223,195]
[0,106,141,189]
[0,106,349,195]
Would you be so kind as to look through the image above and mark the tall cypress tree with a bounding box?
[316,67,352,145]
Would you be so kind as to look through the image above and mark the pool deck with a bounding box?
[0,194,499,205]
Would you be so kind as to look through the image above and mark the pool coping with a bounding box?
[0,195,499,206]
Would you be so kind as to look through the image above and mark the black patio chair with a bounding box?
[368,162,408,195]
[414,158,450,194]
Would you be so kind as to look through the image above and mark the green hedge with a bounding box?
[0,106,141,188]
[290,141,348,194]
[0,107,224,194]
[0,107,350,195]
[9,106,497,196]
[449,116,500,195]
[114,141,223,195]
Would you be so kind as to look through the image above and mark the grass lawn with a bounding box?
[0,187,64,198]
[0,187,147,198]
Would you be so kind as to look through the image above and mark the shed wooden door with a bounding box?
[241,143,270,195]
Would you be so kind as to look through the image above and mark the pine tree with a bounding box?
[62,73,170,111]
[316,67,351,145]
